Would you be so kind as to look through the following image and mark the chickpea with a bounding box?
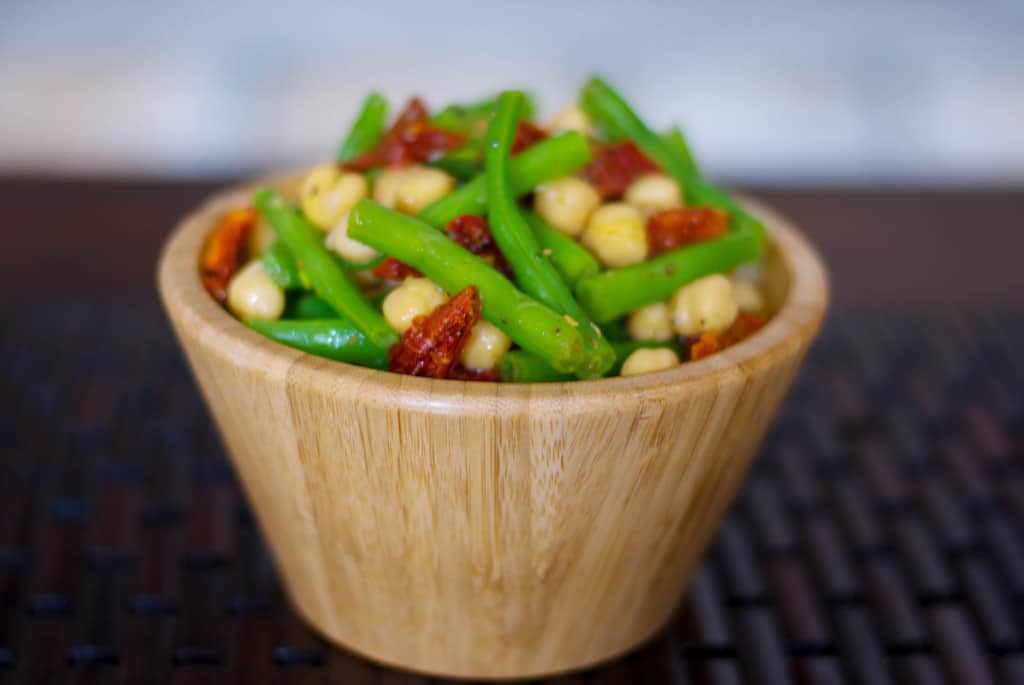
[300,164,368,231]
[731,278,764,313]
[533,176,602,237]
[382,277,447,334]
[581,203,648,267]
[627,302,673,342]
[394,166,455,215]
[670,274,738,337]
[620,348,681,377]
[624,173,683,213]
[372,167,411,209]
[325,212,380,265]
[226,260,285,321]
[247,216,276,256]
[460,320,512,372]
[547,105,594,137]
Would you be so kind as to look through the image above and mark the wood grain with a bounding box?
[156,177,828,678]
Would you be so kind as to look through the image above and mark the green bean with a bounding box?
[485,91,614,378]
[253,189,398,348]
[430,91,537,134]
[662,126,701,180]
[575,75,766,320]
[246,318,389,369]
[499,350,573,383]
[598,316,631,342]
[580,76,693,185]
[426,144,482,181]
[417,131,592,227]
[580,75,765,241]
[685,183,766,243]
[284,293,337,319]
[523,211,600,286]
[574,228,762,323]
[349,199,585,373]
[336,93,388,163]
[261,241,309,290]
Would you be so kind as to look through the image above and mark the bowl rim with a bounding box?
[157,175,829,414]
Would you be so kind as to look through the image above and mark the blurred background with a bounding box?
[2,0,1023,185]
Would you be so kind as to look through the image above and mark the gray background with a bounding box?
[2,0,1022,183]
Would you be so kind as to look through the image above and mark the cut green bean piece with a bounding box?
[523,211,600,286]
[349,199,584,373]
[284,293,337,320]
[253,189,398,348]
[261,241,308,290]
[485,91,614,378]
[335,93,389,163]
[575,229,761,323]
[426,145,482,181]
[499,350,574,383]
[598,316,631,342]
[246,318,388,369]
[662,126,701,180]
[418,132,592,228]
[500,340,682,382]
[430,91,537,134]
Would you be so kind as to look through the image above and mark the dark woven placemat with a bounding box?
[2,299,1023,684]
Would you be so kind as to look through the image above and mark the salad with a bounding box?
[200,77,769,381]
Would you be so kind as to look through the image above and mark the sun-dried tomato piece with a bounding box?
[388,286,482,378]
[586,141,660,198]
[646,207,729,257]
[720,312,766,347]
[343,98,465,171]
[200,207,257,303]
[445,214,513,278]
[448,364,501,382]
[371,257,421,280]
[688,312,766,361]
[689,333,721,361]
[511,120,548,155]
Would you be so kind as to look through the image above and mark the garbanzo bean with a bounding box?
[460,320,512,371]
[227,260,285,321]
[394,166,456,215]
[627,302,673,342]
[731,277,764,313]
[382,277,447,333]
[620,347,680,377]
[581,203,647,268]
[532,176,602,237]
[547,105,594,137]
[325,212,380,265]
[670,274,738,337]
[300,165,368,230]
[624,173,683,213]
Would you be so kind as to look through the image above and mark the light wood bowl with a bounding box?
[157,175,828,679]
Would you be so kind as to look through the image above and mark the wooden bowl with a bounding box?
[157,176,828,679]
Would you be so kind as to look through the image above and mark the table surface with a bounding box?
[1,178,1023,684]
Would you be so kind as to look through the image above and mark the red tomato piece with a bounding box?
[200,207,257,303]
[343,98,465,171]
[586,141,660,198]
[445,214,514,278]
[646,207,729,257]
[388,286,482,378]
[511,121,548,155]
